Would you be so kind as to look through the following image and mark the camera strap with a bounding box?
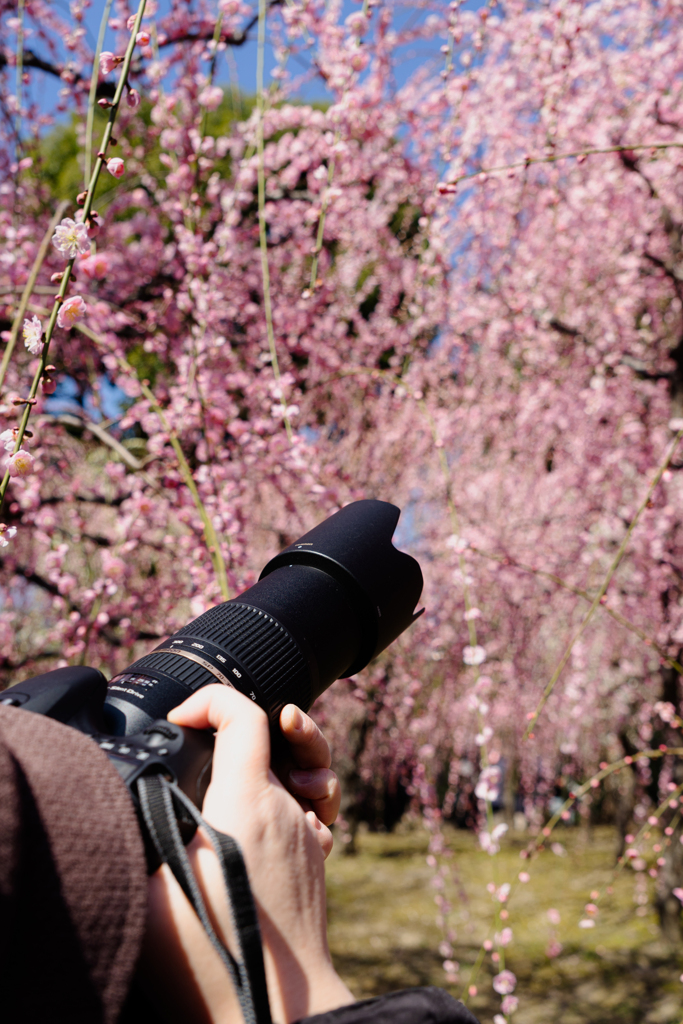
[137,774,273,1024]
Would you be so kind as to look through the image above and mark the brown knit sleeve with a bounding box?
[0,704,147,1024]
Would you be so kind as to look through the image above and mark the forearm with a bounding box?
[140,830,354,1024]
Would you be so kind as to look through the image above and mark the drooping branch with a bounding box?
[0,560,164,643]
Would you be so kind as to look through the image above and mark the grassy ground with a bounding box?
[325,823,683,1024]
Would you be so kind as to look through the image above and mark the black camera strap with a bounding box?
[137,775,272,1024]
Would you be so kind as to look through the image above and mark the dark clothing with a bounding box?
[296,988,479,1024]
[0,704,477,1024]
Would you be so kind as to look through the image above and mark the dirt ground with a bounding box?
[325,824,683,1024]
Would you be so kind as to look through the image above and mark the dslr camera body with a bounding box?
[0,500,423,818]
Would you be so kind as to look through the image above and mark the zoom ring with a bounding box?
[174,601,312,715]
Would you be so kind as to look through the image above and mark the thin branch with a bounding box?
[441,141,683,191]
[42,413,163,492]
[15,0,25,154]
[0,3,148,517]
[256,0,292,442]
[524,427,683,738]
[84,0,116,187]
[0,200,69,392]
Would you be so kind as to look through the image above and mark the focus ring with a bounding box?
[175,601,311,715]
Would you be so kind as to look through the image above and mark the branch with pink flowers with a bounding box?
[522,425,683,739]
[437,141,683,194]
[0,0,148,529]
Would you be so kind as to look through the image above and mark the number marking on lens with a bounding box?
[154,648,236,689]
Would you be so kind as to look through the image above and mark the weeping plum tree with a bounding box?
[3,0,683,1012]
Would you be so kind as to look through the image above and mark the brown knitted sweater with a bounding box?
[0,704,147,1024]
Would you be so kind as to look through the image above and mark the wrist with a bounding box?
[290,965,355,1022]
[262,941,354,1023]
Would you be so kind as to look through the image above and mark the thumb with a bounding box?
[168,684,271,785]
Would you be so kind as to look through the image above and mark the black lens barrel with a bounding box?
[103,500,423,736]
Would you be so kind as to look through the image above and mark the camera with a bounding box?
[0,500,423,812]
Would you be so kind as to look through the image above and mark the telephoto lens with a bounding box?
[103,500,424,736]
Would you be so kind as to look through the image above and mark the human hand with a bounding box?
[140,686,353,1024]
[275,702,342,855]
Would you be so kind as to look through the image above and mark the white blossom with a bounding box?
[22,315,43,354]
[52,217,90,259]
[463,644,486,666]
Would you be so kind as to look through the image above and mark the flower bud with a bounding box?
[106,157,125,179]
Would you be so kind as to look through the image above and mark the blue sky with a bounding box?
[13,1,455,119]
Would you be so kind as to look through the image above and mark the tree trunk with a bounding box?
[333,711,371,855]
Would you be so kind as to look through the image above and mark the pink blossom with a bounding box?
[673,888,683,902]
[22,316,43,355]
[57,295,87,330]
[8,450,34,477]
[349,48,369,72]
[106,157,125,179]
[547,908,561,925]
[198,85,224,110]
[345,12,369,35]
[102,551,126,581]
[99,52,121,75]
[492,970,517,995]
[52,218,90,259]
[475,725,493,746]
[79,252,110,281]
[475,765,501,801]
[0,526,17,548]
[136,30,151,45]
[501,996,519,1014]
[75,209,103,239]
[126,88,141,109]
[495,884,511,903]
[126,14,137,30]
[0,431,15,453]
